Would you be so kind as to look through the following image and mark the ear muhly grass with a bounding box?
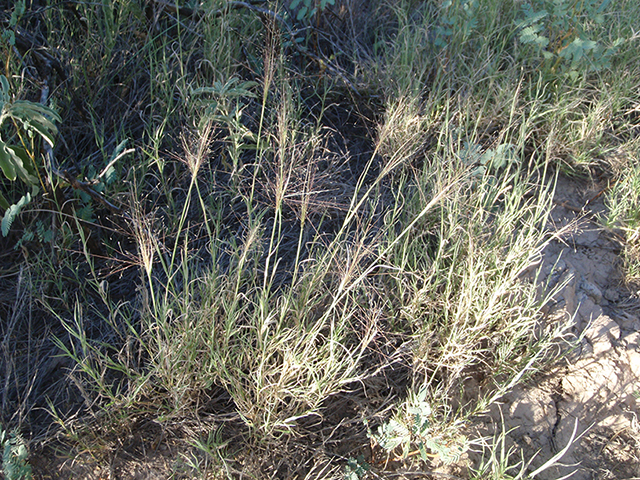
[16,0,639,476]
[602,161,640,283]
[54,78,571,466]
[366,93,570,464]
[55,79,460,440]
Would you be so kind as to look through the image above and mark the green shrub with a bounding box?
[0,425,32,480]
[516,0,623,79]
[0,75,61,236]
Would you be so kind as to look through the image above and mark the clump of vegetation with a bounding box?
[1,425,32,480]
[603,164,640,283]
[0,0,638,478]
[0,75,60,235]
[516,0,623,79]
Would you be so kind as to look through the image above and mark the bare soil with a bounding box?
[474,175,640,480]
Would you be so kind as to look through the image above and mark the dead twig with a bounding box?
[61,170,125,217]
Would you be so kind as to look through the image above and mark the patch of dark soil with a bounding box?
[30,427,191,480]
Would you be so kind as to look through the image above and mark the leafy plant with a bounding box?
[433,0,481,49]
[15,219,54,249]
[1,0,26,47]
[516,0,623,79]
[343,455,370,480]
[289,0,336,22]
[190,78,258,179]
[370,387,468,465]
[459,141,518,176]
[0,425,33,480]
[0,75,61,236]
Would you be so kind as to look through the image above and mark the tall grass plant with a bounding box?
[1,0,638,477]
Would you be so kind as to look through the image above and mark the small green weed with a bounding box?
[516,0,623,79]
[1,0,26,48]
[433,0,481,49]
[370,387,468,465]
[288,0,336,22]
[344,455,370,480]
[0,425,32,480]
[458,140,518,175]
[190,77,259,180]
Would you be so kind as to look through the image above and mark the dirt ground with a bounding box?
[473,175,640,480]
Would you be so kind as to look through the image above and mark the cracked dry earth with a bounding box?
[477,175,640,480]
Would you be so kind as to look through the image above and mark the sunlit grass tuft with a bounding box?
[1,0,639,477]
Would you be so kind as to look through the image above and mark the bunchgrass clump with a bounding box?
[1,0,638,478]
[602,160,640,283]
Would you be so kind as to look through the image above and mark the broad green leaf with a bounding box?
[17,109,60,131]
[12,100,61,121]
[10,104,60,146]
[8,146,36,178]
[0,75,9,101]
[0,141,17,180]
[2,30,16,47]
[191,80,257,98]
[559,37,597,63]
[459,141,482,164]
[109,139,129,161]
[0,139,38,184]
[8,145,38,184]
[105,165,117,185]
[26,119,57,147]
[190,86,219,95]
[1,191,31,236]
[418,442,429,461]
[11,104,61,137]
